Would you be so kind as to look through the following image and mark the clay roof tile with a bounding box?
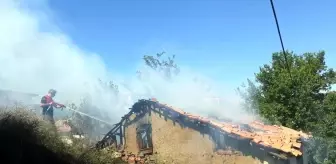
[170,107,185,115]
[150,98,158,102]
[210,120,224,129]
[145,99,307,156]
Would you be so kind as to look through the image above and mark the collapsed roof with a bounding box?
[135,98,310,157]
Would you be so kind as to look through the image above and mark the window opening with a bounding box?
[136,124,153,150]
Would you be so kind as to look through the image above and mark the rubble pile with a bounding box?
[118,151,157,164]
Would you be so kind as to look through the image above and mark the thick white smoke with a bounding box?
[0,0,255,123]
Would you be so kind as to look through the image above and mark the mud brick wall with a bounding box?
[124,112,152,154]
[150,111,260,164]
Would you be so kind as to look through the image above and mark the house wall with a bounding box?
[150,111,260,164]
[124,112,152,154]
[122,102,303,164]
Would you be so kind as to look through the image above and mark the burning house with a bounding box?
[97,98,310,164]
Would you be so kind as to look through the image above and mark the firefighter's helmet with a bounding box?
[48,89,57,96]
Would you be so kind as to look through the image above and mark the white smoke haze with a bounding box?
[0,0,256,124]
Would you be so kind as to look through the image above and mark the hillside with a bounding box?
[0,108,126,164]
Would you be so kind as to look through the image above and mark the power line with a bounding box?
[269,0,293,80]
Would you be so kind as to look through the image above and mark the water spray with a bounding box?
[34,93,114,126]
[65,107,114,126]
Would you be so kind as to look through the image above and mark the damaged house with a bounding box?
[97,98,310,164]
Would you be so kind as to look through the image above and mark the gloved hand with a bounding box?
[56,104,66,109]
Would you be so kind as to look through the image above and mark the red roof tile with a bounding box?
[148,98,308,156]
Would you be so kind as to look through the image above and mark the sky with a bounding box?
[0,0,335,122]
[48,0,336,88]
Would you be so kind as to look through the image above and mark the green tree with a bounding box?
[239,51,336,164]
[306,91,336,164]
[317,91,336,138]
[140,52,180,80]
[240,51,335,131]
[237,79,262,115]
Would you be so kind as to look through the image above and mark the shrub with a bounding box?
[0,108,126,164]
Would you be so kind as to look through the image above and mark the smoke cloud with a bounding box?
[0,0,255,123]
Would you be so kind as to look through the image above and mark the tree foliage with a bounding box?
[239,50,336,164]
[306,91,336,164]
[240,51,335,131]
[316,91,336,138]
[140,52,180,80]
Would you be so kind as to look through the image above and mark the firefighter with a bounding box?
[40,89,65,126]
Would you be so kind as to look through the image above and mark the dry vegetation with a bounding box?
[0,107,126,164]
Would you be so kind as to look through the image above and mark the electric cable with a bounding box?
[269,0,293,80]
